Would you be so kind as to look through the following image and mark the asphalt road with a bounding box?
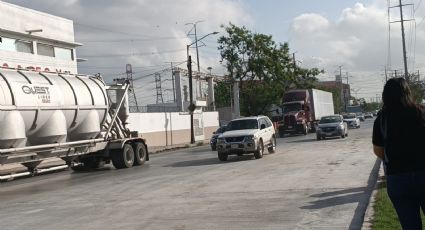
[0,119,379,230]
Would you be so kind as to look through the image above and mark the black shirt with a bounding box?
[373,107,425,175]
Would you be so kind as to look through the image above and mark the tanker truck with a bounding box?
[276,89,334,137]
[0,67,149,178]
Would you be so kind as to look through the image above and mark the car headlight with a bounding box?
[217,138,225,144]
[244,135,255,142]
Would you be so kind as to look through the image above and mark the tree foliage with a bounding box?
[217,23,322,116]
[214,81,232,108]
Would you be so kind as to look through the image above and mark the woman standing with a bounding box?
[373,78,425,229]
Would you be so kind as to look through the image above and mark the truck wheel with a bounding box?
[111,144,135,169]
[303,125,308,135]
[254,139,264,159]
[316,135,321,141]
[268,136,276,153]
[132,143,147,166]
[218,152,228,161]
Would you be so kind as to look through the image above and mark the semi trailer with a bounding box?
[0,67,149,179]
[276,89,334,137]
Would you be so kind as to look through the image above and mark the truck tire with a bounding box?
[254,139,264,159]
[111,144,135,169]
[132,143,147,166]
[268,136,276,153]
[218,152,228,161]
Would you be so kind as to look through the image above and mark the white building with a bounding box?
[0,1,80,74]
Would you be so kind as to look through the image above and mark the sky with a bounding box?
[2,0,423,104]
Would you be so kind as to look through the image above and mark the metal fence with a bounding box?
[129,106,181,113]
[129,105,216,113]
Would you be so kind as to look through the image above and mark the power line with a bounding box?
[75,22,162,38]
[79,48,186,58]
[80,36,188,43]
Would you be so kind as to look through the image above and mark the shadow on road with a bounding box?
[299,158,381,229]
[286,138,318,144]
[164,155,255,167]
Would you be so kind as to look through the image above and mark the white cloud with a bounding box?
[290,2,393,99]
[292,13,330,34]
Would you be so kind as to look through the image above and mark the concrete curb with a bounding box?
[362,165,385,230]
[0,141,210,176]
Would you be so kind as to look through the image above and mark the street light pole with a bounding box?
[186,31,219,144]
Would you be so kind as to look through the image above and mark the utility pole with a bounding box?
[185,21,203,73]
[187,56,195,144]
[390,1,413,81]
[384,66,388,82]
[170,62,176,102]
[345,72,350,109]
[337,65,344,112]
[398,0,409,81]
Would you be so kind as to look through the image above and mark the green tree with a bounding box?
[217,23,322,116]
[409,81,425,104]
[214,80,232,108]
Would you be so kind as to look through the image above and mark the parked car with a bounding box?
[216,116,276,161]
[342,113,360,129]
[356,112,365,121]
[364,112,373,119]
[316,115,348,140]
[210,126,226,151]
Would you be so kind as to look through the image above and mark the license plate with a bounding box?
[231,144,239,149]
[288,126,292,129]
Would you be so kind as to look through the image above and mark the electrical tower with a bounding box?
[155,73,164,104]
[126,64,139,112]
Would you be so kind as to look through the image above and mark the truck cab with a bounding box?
[277,90,312,137]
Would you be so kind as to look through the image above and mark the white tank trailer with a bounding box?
[0,68,148,179]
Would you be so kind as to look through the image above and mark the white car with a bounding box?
[342,113,360,128]
[216,116,276,161]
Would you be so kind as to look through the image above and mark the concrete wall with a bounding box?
[127,111,219,147]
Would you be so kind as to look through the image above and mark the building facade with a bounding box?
[0,1,80,74]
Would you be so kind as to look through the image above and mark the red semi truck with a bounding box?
[276,89,334,137]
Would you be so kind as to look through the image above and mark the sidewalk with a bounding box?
[0,141,209,176]
[362,163,385,230]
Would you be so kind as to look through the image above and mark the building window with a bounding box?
[0,37,33,53]
[37,43,54,57]
[54,47,73,61]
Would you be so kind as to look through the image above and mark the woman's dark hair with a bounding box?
[382,78,425,123]
[382,78,415,110]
